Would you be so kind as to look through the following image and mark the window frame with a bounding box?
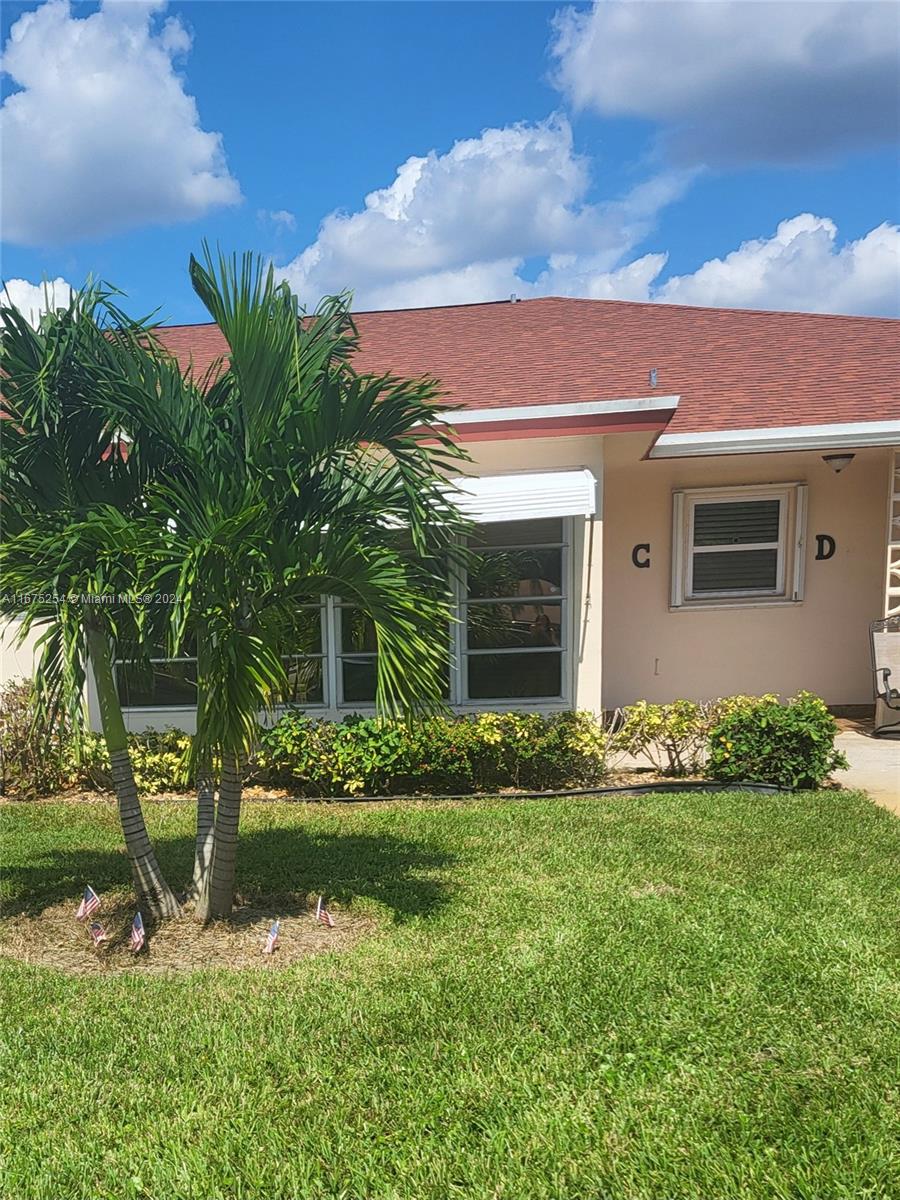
[671,482,807,609]
[278,601,330,708]
[117,519,577,713]
[333,596,380,709]
[114,653,199,712]
[116,602,330,712]
[456,517,572,706]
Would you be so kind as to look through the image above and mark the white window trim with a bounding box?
[671,482,807,610]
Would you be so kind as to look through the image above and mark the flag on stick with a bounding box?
[75,886,100,921]
[315,896,335,929]
[130,912,145,953]
[263,920,280,955]
[89,921,109,946]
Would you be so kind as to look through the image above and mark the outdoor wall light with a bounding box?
[822,453,855,473]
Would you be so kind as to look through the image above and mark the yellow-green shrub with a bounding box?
[708,692,848,789]
[254,710,609,797]
[78,729,192,793]
[612,694,782,776]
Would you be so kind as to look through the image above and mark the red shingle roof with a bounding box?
[156,296,900,436]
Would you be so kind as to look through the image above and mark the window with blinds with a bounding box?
[672,484,806,607]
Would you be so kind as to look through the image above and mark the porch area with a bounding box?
[834,718,900,813]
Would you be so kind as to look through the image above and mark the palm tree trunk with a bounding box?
[190,776,216,900]
[85,621,180,919]
[194,753,243,922]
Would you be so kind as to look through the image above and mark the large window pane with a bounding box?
[470,518,563,549]
[293,607,324,655]
[341,658,378,703]
[693,500,780,547]
[467,651,562,700]
[467,602,562,650]
[116,660,197,707]
[281,657,324,705]
[339,608,378,653]
[462,517,569,703]
[692,549,779,593]
[467,547,563,600]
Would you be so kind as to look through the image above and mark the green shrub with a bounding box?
[707,691,848,789]
[0,679,75,800]
[254,710,608,797]
[611,699,710,775]
[611,694,785,776]
[77,728,192,794]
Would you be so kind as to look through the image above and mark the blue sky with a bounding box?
[1,0,898,323]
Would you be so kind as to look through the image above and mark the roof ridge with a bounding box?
[517,295,900,323]
[155,297,900,330]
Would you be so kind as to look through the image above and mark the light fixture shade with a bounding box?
[822,453,855,473]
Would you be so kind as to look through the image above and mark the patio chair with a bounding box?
[870,616,900,737]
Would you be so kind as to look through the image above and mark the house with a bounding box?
[3,296,899,730]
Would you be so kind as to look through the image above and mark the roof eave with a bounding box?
[649,418,900,459]
[439,394,679,442]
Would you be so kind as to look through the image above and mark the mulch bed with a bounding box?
[0,891,377,976]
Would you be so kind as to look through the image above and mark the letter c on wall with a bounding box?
[632,543,650,568]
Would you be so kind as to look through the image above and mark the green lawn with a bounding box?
[1,792,898,1200]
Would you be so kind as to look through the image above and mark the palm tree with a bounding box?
[115,249,469,921]
[0,288,181,917]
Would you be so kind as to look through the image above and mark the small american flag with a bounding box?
[75,886,100,921]
[263,920,280,954]
[130,912,145,953]
[89,921,109,946]
[315,896,335,929]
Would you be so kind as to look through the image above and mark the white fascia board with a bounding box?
[440,394,680,426]
[450,468,597,523]
[650,418,900,458]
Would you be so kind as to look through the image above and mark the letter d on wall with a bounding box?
[815,534,836,561]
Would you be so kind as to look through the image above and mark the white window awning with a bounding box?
[449,469,597,524]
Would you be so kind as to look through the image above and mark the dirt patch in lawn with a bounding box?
[629,881,684,899]
[0,892,377,976]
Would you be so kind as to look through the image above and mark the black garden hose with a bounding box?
[272,780,792,804]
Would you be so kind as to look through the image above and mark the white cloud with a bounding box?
[0,276,74,325]
[278,116,691,308]
[557,215,899,316]
[551,1,900,165]
[1,0,241,245]
[654,215,900,315]
[258,208,297,232]
[276,114,897,316]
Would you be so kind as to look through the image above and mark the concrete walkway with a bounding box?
[834,731,900,814]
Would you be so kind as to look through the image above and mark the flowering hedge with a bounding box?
[707,691,848,789]
[253,710,609,796]
[78,729,193,795]
[610,695,779,775]
[2,684,846,799]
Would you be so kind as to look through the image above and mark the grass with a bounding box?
[1,791,898,1200]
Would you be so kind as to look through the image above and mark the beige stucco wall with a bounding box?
[601,435,890,707]
[0,619,42,687]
